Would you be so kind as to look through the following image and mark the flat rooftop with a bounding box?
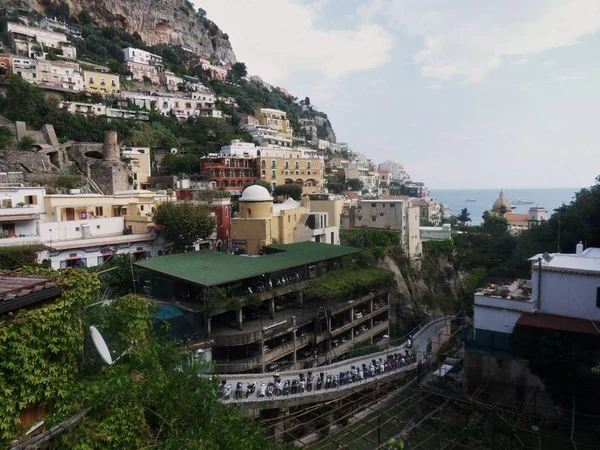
[135,242,359,287]
[530,248,600,274]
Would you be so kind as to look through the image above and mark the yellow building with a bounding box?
[122,147,151,190]
[231,186,341,255]
[83,70,120,95]
[256,148,324,194]
[254,108,292,137]
[44,191,172,233]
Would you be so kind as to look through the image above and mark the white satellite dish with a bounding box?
[90,326,113,365]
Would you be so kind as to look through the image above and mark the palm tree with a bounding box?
[458,208,471,226]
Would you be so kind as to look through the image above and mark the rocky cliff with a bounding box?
[378,252,463,335]
[0,0,236,64]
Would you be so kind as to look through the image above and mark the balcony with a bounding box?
[0,235,41,247]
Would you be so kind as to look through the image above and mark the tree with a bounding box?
[346,178,364,191]
[197,7,207,17]
[230,62,247,79]
[326,181,344,194]
[482,212,509,233]
[274,183,302,200]
[457,208,471,226]
[152,202,216,253]
[94,254,136,296]
[0,126,13,149]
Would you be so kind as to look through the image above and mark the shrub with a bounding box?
[18,135,35,150]
[57,175,78,190]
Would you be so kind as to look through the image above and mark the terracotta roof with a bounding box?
[505,213,528,221]
[411,198,431,207]
[344,191,359,199]
[0,274,62,314]
[516,313,600,336]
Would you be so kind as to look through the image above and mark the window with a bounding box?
[25,195,37,205]
[295,161,299,169]
[382,203,386,208]
[271,160,276,168]
[89,76,94,83]
[271,170,276,179]
[372,216,376,222]
[285,161,289,169]
[140,205,144,211]
[390,203,395,208]
[261,160,266,169]
[248,208,252,217]
[288,215,291,223]
[307,162,311,169]
[111,79,116,86]
[371,203,376,207]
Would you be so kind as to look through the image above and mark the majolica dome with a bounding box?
[492,189,512,213]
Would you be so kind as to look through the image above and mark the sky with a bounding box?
[196,0,600,189]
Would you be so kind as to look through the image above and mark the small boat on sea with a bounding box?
[465,198,476,202]
[514,199,533,205]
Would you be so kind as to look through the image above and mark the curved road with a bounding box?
[219,317,450,404]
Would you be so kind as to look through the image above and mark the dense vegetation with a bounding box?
[152,202,216,253]
[1,268,279,449]
[0,244,47,269]
[340,229,400,260]
[303,267,394,304]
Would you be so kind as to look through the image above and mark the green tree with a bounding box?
[152,202,216,253]
[482,211,509,233]
[230,62,248,79]
[457,207,471,226]
[326,181,344,194]
[0,126,13,149]
[346,178,364,191]
[94,254,136,296]
[18,135,35,150]
[273,183,302,200]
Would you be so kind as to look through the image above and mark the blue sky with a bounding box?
[197,0,600,189]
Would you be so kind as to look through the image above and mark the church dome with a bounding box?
[240,184,273,202]
[492,190,512,213]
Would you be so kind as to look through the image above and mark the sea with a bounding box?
[429,188,581,225]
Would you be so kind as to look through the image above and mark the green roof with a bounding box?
[135,242,359,287]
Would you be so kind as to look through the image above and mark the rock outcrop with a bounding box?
[0,0,236,64]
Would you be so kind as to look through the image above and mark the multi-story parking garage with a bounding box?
[136,241,392,373]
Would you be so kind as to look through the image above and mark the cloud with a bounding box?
[426,84,442,89]
[360,0,600,83]
[508,57,528,65]
[196,0,394,84]
[556,72,591,81]
[542,60,557,67]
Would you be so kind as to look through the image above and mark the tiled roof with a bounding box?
[0,274,62,313]
[505,213,528,221]
[135,241,359,287]
[516,313,600,335]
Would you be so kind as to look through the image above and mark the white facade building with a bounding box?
[219,140,259,158]
[6,22,77,59]
[378,161,411,183]
[122,47,163,66]
[245,124,292,147]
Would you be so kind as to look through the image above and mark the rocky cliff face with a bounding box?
[0,0,236,64]
[378,253,462,335]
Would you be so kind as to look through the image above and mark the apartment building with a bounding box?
[194,58,229,81]
[245,124,292,147]
[0,187,172,268]
[121,91,221,120]
[122,47,163,66]
[125,60,160,84]
[59,101,106,116]
[35,60,83,91]
[122,147,151,190]
[83,70,120,95]
[159,71,184,91]
[6,22,77,59]
[254,108,292,137]
[342,196,422,258]
[0,54,12,72]
[256,147,324,194]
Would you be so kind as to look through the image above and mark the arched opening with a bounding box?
[295,178,303,186]
[84,150,103,159]
[48,151,60,167]
[285,178,294,184]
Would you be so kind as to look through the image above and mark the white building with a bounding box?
[121,91,221,120]
[60,101,106,116]
[219,140,259,158]
[125,61,160,84]
[420,224,452,241]
[378,160,411,183]
[6,22,77,59]
[122,47,163,66]
[35,60,83,91]
[245,124,292,148]
[0,187,168,269]
[159,71,184,91]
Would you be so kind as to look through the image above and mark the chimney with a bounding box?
[576,241,584,255]
[103,130,119,161]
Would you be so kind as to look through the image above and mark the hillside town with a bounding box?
[1,5,599,450]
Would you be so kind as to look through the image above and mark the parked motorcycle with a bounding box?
[235,382,244,399]
[246,382,256,398]
[223,384,232,400]
[258,382,266,398]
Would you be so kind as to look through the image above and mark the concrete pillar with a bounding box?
[351,306,354,323]
[273,408,289,443]
[370,297,374,313]
[296,290,303,307]
[237,308,243,331]
[269,298,275,319]
[206,317,212,336]
[293,330,297,365]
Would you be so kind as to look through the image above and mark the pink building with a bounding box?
[195,58,229,81]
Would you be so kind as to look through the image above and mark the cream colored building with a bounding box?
[254,108,292,137]
[122,147,151,190]
[256,147,324,194]
[230,185,340,255]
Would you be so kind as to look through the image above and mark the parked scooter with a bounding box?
[258,382,266,398]
[267,382,274,397]
[223,384,232,400]
[235,382,244,399]
[246,382,256,398]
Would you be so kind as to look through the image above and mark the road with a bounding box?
[218,316,450,404]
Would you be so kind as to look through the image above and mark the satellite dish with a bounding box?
[542,252,553,263]
[90,326,113,365]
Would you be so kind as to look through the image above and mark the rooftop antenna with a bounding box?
[557,220,561,253]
